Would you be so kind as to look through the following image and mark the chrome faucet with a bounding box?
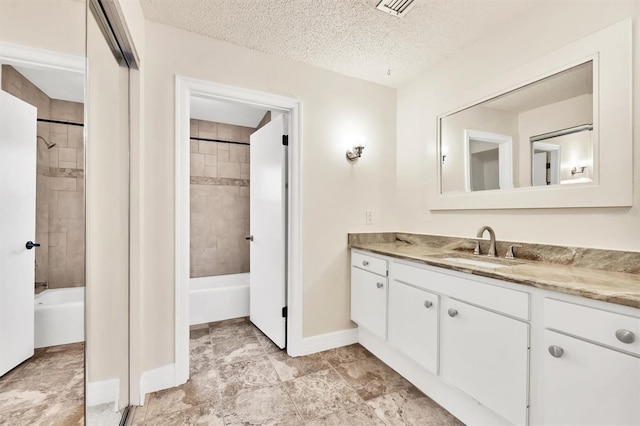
[476,226,497,257]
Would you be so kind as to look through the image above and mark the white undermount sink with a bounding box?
[440,257,510,269]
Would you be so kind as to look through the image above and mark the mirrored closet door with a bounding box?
[86,0,136,423]
[0,0,87,423]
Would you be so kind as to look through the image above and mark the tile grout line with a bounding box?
[207,326,226,426]
[279,373,307,425]
[326,353,399,426]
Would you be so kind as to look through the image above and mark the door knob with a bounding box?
[548,345,564,358]
[245,235,253,242]
[376,282,384,289]
[447,308,458,317]
[362,260,369,267]
[25,241,41,250]
[424,300,433,309]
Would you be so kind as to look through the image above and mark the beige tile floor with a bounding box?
[0,343,84,426]
[131,318,463,425]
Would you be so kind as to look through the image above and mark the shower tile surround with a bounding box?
[348,233,640,308]
[130,318,462,425]
[190,118,259,278]
[1,65,85,289]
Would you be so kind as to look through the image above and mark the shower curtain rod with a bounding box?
[37,118,84,127]
[190,136,249,146]
[530,124,592,143]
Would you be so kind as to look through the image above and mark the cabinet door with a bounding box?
[441,299,529,425]
[388,280,438,373]
[351,267,387,340]
[543,330,640,426]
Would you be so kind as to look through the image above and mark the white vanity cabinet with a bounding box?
[350,248,640,426]
[441,298,529,426]
[390,258,530,423]
[350,252,388,340]
[388,280,439,373]
[541,299,640,426]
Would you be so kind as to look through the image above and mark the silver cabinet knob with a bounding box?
[447,308,458,317]
[615,329,636,344]
[548,345,564,358]
[424,300,433,309]
[376,282,384,289]
[362,260,369,267]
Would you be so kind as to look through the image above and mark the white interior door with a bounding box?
[0,90,37,376]
[533,152,547,186]
[249,114,286,349]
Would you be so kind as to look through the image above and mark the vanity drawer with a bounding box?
[352,251,388,277]
[393,261,529,320]
[545,298,640,355]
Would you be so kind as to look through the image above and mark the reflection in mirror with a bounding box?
[440,60,594,194]
[531,124,593,186]
[465,130,513,192]
[0,0,86,424]
[85,1,131,423]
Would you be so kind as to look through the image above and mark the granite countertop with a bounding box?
[348,233,640,309]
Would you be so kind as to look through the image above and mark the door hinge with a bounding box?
[282,306,288,318]
[282,135,289,146]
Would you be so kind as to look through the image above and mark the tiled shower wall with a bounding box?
[2,65,85,289]
[189,118,256,278]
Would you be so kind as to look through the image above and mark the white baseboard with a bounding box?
[86,378,119,408]
[190,274,250,325]
[139,363,176,404]
[294,327,359,356]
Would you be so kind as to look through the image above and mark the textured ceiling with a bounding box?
[138,0,546,87]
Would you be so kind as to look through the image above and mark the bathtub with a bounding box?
[34,287,85,348]
[190,273,249,325]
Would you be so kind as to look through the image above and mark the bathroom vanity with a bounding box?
[349,233,640,426]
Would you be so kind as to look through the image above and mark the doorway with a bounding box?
[175,76,303,385]
[464,129,513,192]
[189,100,288,347]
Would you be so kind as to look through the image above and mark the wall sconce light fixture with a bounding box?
[571,166,587,175]
[346,144,365,161]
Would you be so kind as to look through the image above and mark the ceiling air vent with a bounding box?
[376,0,417,18]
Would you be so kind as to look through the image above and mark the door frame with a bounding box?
[175,76,302,384]
[464,129,513,192]
[531,141,561,186]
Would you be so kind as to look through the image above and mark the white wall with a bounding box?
[138,22,396,373]
[0,0,85,56]
[518,94,593,185]
[116,0,146,405]
[397,0,640,251]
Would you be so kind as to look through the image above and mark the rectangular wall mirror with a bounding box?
[431,19,631,210]
[441,61,594,194]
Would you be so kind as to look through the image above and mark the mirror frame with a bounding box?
[431,19,631,210]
